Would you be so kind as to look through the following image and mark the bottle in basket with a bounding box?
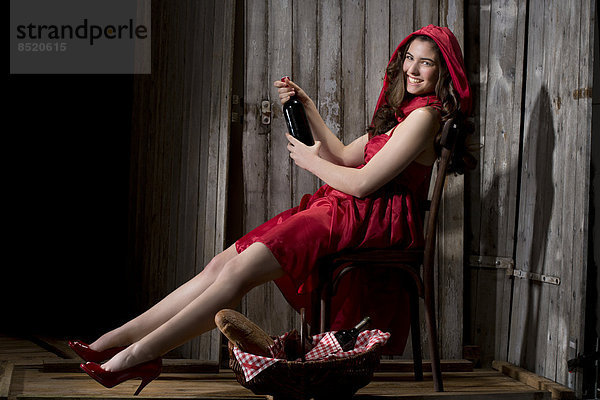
[334,317,371,351]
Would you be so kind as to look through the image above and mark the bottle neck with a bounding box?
[353,317,371,333]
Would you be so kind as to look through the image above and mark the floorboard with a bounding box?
[0,335,563,399]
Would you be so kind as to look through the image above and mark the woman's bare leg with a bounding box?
[89,244,239,352]
[101,242,283,372]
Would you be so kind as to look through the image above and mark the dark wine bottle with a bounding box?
[334,316,372,351]
[281,77,315,146]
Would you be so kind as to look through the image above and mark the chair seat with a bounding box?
[331,248,424,265]
[327,248,425,298]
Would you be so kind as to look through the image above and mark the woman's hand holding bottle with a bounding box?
[286,133,321,171]
[276,76,315,147]
[274,77,313,107]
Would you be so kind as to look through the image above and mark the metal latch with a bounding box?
[469,255,514,269]
[261,100,271,125]
[469,255,560,285]
[511,269,560,285]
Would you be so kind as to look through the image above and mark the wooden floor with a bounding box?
[0,335,570,400]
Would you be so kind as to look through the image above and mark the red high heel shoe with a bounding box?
[80,358,162,396]
[68,340,127,363]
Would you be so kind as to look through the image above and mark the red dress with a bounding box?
[236,129,433,353]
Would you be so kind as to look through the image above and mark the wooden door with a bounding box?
[466,0,594,396]
[241,0,466,359]
[129,0,235,361]
[508,0,594,394]
[465,0,527,367]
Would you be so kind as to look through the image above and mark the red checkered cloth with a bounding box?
[232,329,390,382]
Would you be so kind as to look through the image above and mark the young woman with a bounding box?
[71,24,472,395]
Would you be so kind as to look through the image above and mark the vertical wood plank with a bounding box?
[540,0,568,383]
[390,0,415,56]
[464,0,485,367]
[172,0,195,359]
[242,0,269,240]
[188,1,214,359]
[199,0,226,360]
[217,0,235,255]
[291,0,319,205]
[569,1,594,393]
[561,0,593,392]
[159,0,178,309]
[440,0,463,39]
[241,0,273,332]
[414,0,439,28]
[148,0,168,311]
[465,0,488,266]
[437,182,464,359]
[269,0,293,217]
[210,0,235,360]
[197,0,217,272]
[365,0,389,125]
[216,0,235,257]
[191,0,215,359]
[436,0,465,361]
[165,0,186,357]
[205,0,226,266]
[318,0,342,140]
[341,0,366,143]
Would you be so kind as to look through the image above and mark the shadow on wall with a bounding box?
[519,85,556,367]
[470,132,520,367]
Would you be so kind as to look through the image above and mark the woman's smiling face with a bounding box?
[402,38,440,96]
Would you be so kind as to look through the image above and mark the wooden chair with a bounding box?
[311,117,465,392]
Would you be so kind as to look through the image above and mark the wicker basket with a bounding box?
[227,310,383,400]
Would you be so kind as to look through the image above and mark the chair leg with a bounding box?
[319,282,331,333]
[409,289,423,381]
[310,284,321,337]
[424,292,443,392]
[318,264,334,334]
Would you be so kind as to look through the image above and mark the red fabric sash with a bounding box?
[395,94,442,123]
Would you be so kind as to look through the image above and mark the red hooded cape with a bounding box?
[372,24,472,123]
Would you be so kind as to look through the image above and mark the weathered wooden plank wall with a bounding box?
[129,0,235,361]
[465,0,526,367]
[241,0,466,359]
[466,0,594,396]
[509,0,593,394]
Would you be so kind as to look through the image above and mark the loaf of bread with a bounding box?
[215,309,274,357]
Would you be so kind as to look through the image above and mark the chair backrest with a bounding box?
[422,117,462,274]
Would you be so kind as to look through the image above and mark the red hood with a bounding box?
[372,24,472,121]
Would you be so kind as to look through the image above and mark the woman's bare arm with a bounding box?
[286,107,440,198]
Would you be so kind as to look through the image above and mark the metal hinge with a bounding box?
[469,255,560,285]
[260,100,271,125]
